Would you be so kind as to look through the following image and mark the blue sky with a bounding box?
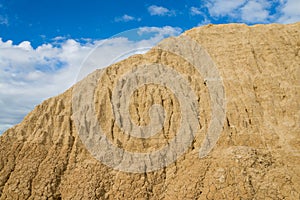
[1,0,299,48]
[0,0,299,133]
[0,0,204,47]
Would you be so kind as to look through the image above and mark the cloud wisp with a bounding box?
[148,5,176,16]
[0,4,8,26]
[0,15,8,25]
[190,7,203,16]
[115,14,141,22]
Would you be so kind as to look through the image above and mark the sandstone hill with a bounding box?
[0,23,299,199]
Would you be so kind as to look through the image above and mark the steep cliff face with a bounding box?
[0,23,299,199]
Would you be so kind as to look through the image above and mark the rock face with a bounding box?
[0,23,299,199]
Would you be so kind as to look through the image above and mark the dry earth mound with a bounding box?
[0,23,299,199]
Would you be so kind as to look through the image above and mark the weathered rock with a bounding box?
[0,23,299,199]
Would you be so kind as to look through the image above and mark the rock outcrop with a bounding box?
[0,23,299,199]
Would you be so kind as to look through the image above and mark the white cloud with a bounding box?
[148,5,176,16]
[206,0,247,17]
[241,0,271,23]
[278,0,300,23]
[0,26,182,134]
[115,14,141,22]
[205,0,277,23]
